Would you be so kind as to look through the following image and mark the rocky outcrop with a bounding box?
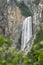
[7,0,25,48]
[0,0,8,35]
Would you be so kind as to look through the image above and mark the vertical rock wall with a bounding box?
[0,0,8,35]
[7,0,25,48]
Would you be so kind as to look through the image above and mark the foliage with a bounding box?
[0,36,31,65]
[28,29,43,65]
[0,29,43,65]
[15,1,32,17]
[0,36,12,47]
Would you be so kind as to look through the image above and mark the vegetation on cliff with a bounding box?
[0,36,30,65]
[28,29,43,65]
[0,29,43,65]
[15,0,32,17]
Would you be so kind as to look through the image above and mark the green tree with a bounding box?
[28,29,43,65]
[0,30,43,65]
[0,36,30,65]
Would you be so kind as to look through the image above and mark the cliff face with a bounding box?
[0,0,43,49]
[0,0,8,35]
[23,0,43,33]
[8,0,43,48]
[7,1,25,48]
[8,6,25,33]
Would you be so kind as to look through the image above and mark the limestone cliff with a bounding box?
[0,0,43,49]
[7,1,25,48]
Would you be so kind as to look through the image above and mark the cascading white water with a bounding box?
[21,16,32,51]
[7,0,10,3]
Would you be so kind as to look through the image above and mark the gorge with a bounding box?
[0,0,43,54]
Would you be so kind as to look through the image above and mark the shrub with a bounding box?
[15,1,32,17]
[0,36,30,65]
[28,29,43,65]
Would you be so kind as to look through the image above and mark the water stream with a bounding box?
[21,16,32,51]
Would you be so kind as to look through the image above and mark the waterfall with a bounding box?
[7,0,10,3]
[21,16,32,51]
